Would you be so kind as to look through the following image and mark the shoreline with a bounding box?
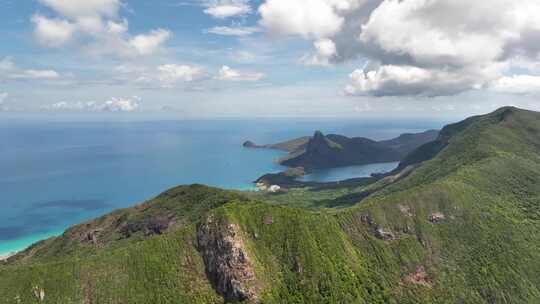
[0,252,16,262]
[0,229,65,260]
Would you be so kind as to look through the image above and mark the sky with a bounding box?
[1,0,540,119]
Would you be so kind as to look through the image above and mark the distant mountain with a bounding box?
[242,136,310,153]
[250,129,439,171]
[3,107,540,303]
[378,129,440,157]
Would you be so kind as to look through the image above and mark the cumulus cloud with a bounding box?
[115,64,207,88]
[31,15,76,47]
[154,64,206,85]
[42,96,140,112]
[203,0,251,18]
[0,57,62,81]
[258,0,362,39]
[216,65,265,81]
[99,97,140,112]
[128,29,172,56]
[205,26,260,36]
[492,75,540,95]
[32,0,171,57]
[301,38,337,66]
[344,65,484,97]
[38,0,121,18]
[259,0,540,97]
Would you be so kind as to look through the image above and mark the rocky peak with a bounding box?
[306,130,336,156]
[197,215,261,303]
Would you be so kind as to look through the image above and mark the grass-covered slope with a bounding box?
[1,107,540,303]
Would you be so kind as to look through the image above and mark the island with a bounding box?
[245,129,439,189]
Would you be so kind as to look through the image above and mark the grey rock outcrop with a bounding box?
[197,215,260,303]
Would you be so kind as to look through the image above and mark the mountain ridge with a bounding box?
[245,129,439,171]
[2,107,540,303]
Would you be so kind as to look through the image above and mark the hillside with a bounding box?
[246,130,438,171]
[2,107,540,303]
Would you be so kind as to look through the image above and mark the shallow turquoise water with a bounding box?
[0,118,443,255]
[298,162,399,182]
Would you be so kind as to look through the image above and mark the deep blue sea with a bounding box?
[0,118,444,255]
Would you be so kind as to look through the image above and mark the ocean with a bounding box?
[0,118,443,255]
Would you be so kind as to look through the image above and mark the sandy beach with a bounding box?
[0,252,15,261]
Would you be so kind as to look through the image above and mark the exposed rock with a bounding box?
[263,215,273,225]
[383,165,417,183]
[242,141,260,148]
[360,213,395,241]
[32,286,45,302]
[82,229,101,245]
[360,213,375,226]
[374,227,395,241]
[197,215,260,303]
[118,215,176,238]
[83,280,93,304]
[268,185,281,193]
[429,212,446,224]
[146,215,175,235]
[398,204,414,217]
[404,266,432,287]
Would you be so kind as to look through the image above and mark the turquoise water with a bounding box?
[298,162,399,182]
[0,118,443,255]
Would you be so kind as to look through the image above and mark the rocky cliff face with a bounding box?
[305,130,337,156]
[197,215,260,303]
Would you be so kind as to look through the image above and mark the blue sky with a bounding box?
[1,0,540,119]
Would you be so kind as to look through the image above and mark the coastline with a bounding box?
[0,229,64,259]
[0,252,15,261]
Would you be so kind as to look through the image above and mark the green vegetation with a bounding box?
[2,107,540,303]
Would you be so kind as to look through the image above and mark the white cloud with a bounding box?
[33,0,171,57]
[11,69,60,80]
[203,0,251,18]
[115,64,207,88]
[0,57,62,81]
[99,97,140,112]
[492,75,540,95]
[205,26,260,36]
[258,0,540,96]
[344,65,484,97]
[301,38,337,66]
[42,96,140,112]
[217,65,265,81]
[38,0,121,18]
[31,15,76,47]
[258,0,359,39]
[155,64,206,85]
[128,29,172,56]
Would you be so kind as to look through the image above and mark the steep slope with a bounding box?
[379,129,439,157]
[280,130,402,170]
[339,106,540,302]
[245,129,439,171]
[2,107,540,304]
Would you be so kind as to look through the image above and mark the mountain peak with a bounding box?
[313,130,325,139]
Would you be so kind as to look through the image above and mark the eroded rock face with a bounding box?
[429,212,446,224]
[360,213,396,241]
[404,266,432,287]
[197,216,260,303]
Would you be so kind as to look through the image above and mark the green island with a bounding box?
[2,106,540,304]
